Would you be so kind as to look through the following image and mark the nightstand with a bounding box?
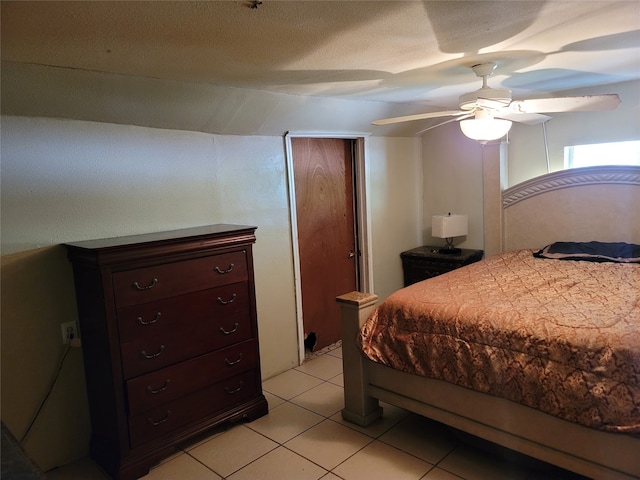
[400,246,484,286]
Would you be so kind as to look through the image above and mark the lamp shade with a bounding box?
[432,214,468,239]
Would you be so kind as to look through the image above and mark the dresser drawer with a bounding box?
[128,370,258,447]
[120,310,253,380]
[117,282,252,344]
[126,340,258,415]
[118,282,253,379]
[112,250,248,308]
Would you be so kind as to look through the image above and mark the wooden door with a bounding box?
[291,137,358,351]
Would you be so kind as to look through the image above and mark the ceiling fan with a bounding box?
[372,62,621,142]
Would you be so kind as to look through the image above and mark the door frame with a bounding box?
[285,132,374,365]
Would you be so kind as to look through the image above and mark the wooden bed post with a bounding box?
[336,291,383,426]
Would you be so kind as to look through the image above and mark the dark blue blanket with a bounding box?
[534,241,640,263]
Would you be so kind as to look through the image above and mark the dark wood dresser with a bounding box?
[400,246,484,286]
[65,224,268,480]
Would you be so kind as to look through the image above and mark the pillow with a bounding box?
[533,241,640,263]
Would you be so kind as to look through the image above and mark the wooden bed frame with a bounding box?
[338,165,640,480]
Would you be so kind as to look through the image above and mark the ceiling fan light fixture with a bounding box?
[459,117,512,143]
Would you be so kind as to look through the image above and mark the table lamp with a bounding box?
[432,213,468,254]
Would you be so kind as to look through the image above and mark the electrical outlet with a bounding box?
[61,321,77,345]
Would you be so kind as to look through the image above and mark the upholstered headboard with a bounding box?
[499,166,640,252]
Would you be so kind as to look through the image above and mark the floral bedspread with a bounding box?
[358,249,640,433]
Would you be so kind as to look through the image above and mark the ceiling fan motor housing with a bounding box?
[459,87,512,111]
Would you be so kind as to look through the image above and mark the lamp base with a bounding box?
[439,237,462,255]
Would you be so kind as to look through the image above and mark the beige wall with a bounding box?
[1,246,91,469]
[421,122,486,251]
[0,116,422,470]
[367,136,423,300]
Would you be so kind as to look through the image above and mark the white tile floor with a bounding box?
[46,344,588,480]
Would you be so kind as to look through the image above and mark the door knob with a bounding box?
[348,250,356,258]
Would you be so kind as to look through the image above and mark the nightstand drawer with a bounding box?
[128,370,258,447]
[405,264,451,282]
[126,340,258,415]
[112,250,248,308]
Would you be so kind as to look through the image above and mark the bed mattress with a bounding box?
[358,249,640,433]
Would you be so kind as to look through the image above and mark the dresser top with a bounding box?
[65,224,256,250]
[65,224,257,266]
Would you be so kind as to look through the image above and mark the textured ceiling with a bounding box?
[1,1,639,135]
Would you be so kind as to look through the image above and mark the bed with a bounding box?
[338,165,640,480]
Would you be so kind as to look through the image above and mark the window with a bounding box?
[564,140,640,169]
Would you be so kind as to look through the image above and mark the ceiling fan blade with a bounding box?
[510,94,620,114]
[494,111,551,125]
[372,110,467,126]
[414,113,475,135]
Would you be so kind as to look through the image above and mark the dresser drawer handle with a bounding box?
[132,278,158,290]
[141,345,165,359]
[224,353,243,366]
[217,293,237,305]
[137,312,161,325]
[214,264,234,274]
[220,322,239,335]
[148,410,171,426]
[225,381,244,395]
[146,379,170,394]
